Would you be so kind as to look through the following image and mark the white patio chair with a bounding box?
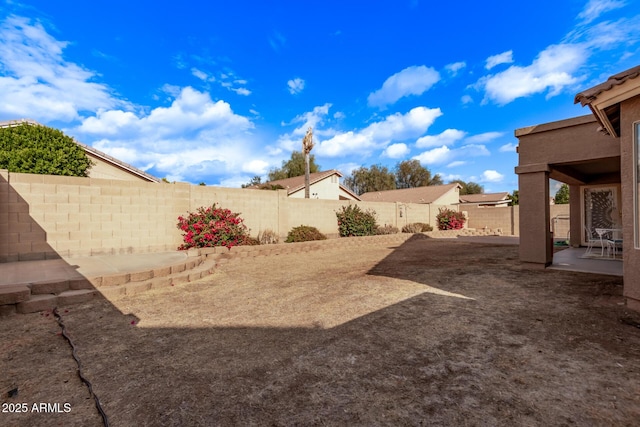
[606,230,623,258]
[584,226,599,256]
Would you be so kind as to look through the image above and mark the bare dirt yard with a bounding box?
[3,236,640,426]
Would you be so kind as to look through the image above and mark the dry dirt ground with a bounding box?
[2,236,640,426]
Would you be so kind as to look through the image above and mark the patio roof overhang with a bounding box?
[549,156,621,186]
[575,65,640,137]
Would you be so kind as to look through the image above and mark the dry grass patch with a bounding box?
[2,236,640,426]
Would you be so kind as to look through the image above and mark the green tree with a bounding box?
[508,190,519,206]
[394,159,443,188]
[268,150,320,181]
[241,176,262,188]
[554,183,570,204]
[344,164,396,195]
[0,123,92,176]
[451,180,484,195]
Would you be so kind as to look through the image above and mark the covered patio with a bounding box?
[516,64,640,311]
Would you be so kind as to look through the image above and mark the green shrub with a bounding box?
[402,222,433,233]
[0,122,93,176]
[436,208,466,230]
[285,225,327,243]
[336,205,378,237]
[176,204,249,250]
[258,229,279,244]
[375,224,399,235]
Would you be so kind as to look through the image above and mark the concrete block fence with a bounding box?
[1,169,567,263]
[0,170,459,262]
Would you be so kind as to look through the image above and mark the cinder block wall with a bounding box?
[0,169,461,261]
[464,204,570,237]
[465,206,517,234]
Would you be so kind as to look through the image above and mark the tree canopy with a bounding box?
[508,190,519,206]
[451,180,484,195]
[554,183,570,204]
[344,160,444,195]
[268,150,320,181]
[394,159,443,188]
[344,164,396,195]
[0,123,92,176]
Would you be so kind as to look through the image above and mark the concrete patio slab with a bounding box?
[550,247,622,276]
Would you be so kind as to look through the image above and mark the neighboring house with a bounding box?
[0,118,160,183]
[459,192,510,208]
[253,170,360,200]
[515,64,640,311]
[359,183,461,205]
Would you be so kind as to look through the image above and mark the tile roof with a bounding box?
[359,183,460,204]
[459,192,510,204]
[261,169,342,193]
[574,65,640,106]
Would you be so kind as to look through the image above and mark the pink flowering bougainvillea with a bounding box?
[176,204,250,250]
[436,207,466,230]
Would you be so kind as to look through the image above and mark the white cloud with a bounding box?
[0,16,121,122]
[477,3,640,105]
[75,87,271,183]
[485,50,514,70]
[447,161,466,168]
[242,160,269,174]
[416,129,466,148]
[231,87,251,96]
[480,170,504,183]
[478,44,586,105]
[315,106,442,157]
[336,162,361,176]
[367,65,440,108]
[441,173,463,182]
[191,68,213,82]
[413,144,490,165]
[466,131,505,143]
[383,143,410,159]
[578,0,626,24]
[499,142,518,152]
[461,95,473,105]
[287,78,305,94]
[445,61,466,76]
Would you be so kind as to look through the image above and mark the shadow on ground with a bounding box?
[2,235,640,426]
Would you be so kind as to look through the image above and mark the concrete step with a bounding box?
[0,255,211,315]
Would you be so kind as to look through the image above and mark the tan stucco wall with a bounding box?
[86,153,153,182]
[0,170,459,261]
[288,177,340,199]
[517,115,618,167]
[433,188,460,206]
[464,204,569,237]
[621,96,640,308]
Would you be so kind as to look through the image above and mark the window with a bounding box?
[635,121,640,247]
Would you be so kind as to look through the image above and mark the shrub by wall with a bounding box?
[336,205,378,237]
[436,208,466,230]
[375,224,399,235]
[177,204,250,250]
[285,225,327,243]
[402,222,433,233]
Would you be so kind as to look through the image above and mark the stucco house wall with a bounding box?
[516,64,640,312]
[620,96,640,306]
[288,176,340,199]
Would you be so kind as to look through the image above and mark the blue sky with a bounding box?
[0,1,639,193]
